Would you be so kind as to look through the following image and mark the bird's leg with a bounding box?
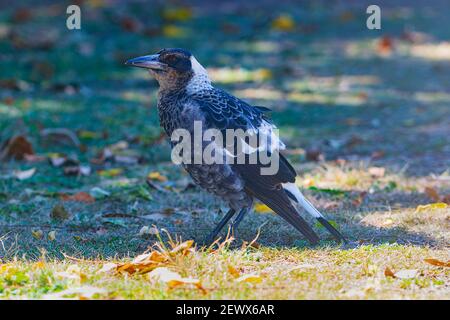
[205,208,236,244]
[230,207,250,239]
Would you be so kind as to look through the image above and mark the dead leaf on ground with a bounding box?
[48,231,56,241]
[254,203,273,214]
[424,258,450,267]
[236,274,262,284]
[425,187,441,202]
[0,135,34,161]
[60,192,95,203]
[384,266,395,278]
[148,267,205,293]
[147,171,168,182]
[377,36,393,55]
[415,203,448,213]
[228,265,241,278]
[13,167,36,180]
[50,204,71,220]
[31,229,43,240]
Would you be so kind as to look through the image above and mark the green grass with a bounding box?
[1,1,449,299]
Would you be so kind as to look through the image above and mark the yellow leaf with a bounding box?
[147,171,168,182]
[98,168,123,177]
[163,25,187,38]
[228,265,240,278]
[32,229,43,240]
[382,218,393,226]
[78,130,101,139]
[48,230,56,241]
[254,203,272,213]
[271,15,295,31]
[236,274,262,283]
[415,202,448,213]
[0,264,11,274]
[170,240,194,255]
[163,7,192,21]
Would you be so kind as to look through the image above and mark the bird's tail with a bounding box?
[253,190,320,245]
[282,182,347,243]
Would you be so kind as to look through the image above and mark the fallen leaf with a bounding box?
[384,266,395,278]
[394,269,418,279]
[377,36,393,55]
[0,135,34,161]
[60,192,95,203]
[32,229,43,240]
[424,187,441,202]
[162,25,187,38]
[236,274,262,284]
[163,7,192,22]
[306,149,324,162]
[148,267,204,292]
[48,231,56,241]
[13,167,36,180]
[50,204,70,220]
[170,240,194,256]
[424,258,450,267]
[272,14,295,31]
[254,203,273,214]
[98,168,123,178]
[147,171,168,182]
[228,265,240,278]
[415,203,448,213]
[89,187,110,199]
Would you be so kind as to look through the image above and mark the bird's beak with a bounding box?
[125,54,166,70]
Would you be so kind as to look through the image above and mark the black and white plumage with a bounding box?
[126,48,346,245]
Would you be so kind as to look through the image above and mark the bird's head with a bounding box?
[125,48,210,91]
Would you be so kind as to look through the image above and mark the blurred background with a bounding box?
[0,0,449,256]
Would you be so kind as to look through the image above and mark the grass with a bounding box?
[0,1,449,299]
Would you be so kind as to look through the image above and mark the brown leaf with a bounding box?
[0,135,34,161]
[442,194,450,205]
[306,149,324,162]
[228,265,240,278]
[424,187,441,202]
[424,258,450,267]
[50,204,71,221]
[377,36,393,55]
[384,266,395,278]
[60,192,95,203]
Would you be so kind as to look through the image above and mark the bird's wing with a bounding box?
[191,88,346,244]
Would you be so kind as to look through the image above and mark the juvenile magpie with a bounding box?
[126,48,346,245]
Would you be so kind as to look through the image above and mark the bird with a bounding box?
[125,48,347,245]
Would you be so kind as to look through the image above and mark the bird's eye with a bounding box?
[163,54,179,65]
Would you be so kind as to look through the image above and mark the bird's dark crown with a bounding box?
[157,48,192,72]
